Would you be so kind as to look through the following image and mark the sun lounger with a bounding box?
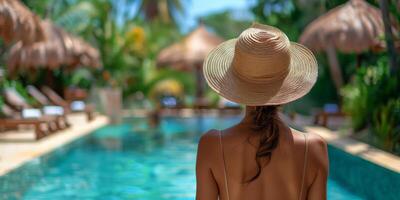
[314,103,346,127]
[0,104,58,140]
[41,86,94,121]
[3,87,69,129]
[27,85,70,127]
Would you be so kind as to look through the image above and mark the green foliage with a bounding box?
[0,95,4,118]
[372,98,400,151]
[202,11,252,39]
[63,68,93,90]
[250,0,400,114]
[3,79,38,106]
[35,0,184,97]
[341,58,400,151]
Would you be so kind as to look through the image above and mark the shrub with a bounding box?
[341,58,400,152]
[372,99,400,151]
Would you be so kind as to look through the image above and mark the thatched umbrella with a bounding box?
[7,20,65,70]
[59,29,101,68]
[157,24,223,69]
[0,0,45,44]
[157,24,223,105]
[7,20,100,72]
[299,0,387,92]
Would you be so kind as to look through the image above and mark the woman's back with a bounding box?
[197,23,327,200]
[196,122,328,200]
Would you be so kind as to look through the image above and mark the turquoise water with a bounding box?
[0,116,394,199]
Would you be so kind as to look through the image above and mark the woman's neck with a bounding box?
[240,106,287,130]
[240,106,255,125]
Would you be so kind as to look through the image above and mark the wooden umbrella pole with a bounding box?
[326,44,344,93]
[356,54,362,69]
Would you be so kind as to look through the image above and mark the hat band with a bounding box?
[231,62,289,84]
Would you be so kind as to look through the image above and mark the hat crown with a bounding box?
[232,26,291,83]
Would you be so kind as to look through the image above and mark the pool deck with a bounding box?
[305,126,400,173]
[0,113,109,176]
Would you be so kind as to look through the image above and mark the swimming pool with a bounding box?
[1,116,399,199]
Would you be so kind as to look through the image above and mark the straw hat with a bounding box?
[203,23,318,106]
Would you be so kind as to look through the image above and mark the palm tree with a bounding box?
[137,0,185,24]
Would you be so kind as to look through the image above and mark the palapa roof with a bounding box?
[7,20,101,71]
[157,24,223,71]
[0,0,45,44]
[299,0,388,53]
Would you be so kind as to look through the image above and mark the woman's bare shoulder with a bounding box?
[197,130,221,165]
[198,129,221,151]
[290,128,327,148]
[199,129,220,142]
[290,129,328,165]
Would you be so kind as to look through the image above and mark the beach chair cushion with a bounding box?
[323,103,339,113]
[43,106,65,116]
[70,101,86,111]
[22,108,42,119]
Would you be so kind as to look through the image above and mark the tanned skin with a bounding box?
[196,106,329,200]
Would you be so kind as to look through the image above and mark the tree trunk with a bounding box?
[325,44,344,95]
[144,0,159,21]
[378,0,398,73]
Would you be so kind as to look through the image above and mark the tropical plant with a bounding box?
[22,0,182,97]
[136,0,185,24]
[63,68,94,90]
[202,10,252,39]
[341,57,400,152]
[372,98,400,151]
[342,58,398,129]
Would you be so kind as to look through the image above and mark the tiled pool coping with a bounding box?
[305,126,400,173]
[0,114,109,176]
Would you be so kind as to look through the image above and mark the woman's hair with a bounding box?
[247,105,280,182]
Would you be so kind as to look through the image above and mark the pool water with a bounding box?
[0,116,387,199]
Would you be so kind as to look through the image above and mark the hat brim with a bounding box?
[203,39,318,106]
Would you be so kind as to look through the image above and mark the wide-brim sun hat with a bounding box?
[203,23,318,106]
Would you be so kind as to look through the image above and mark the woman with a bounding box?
[196,23,328,200]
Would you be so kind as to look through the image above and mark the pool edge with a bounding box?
[305,126,400,174]
[0,114,109,176]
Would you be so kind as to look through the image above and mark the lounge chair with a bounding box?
[41,86,94,121]
[27,85,71,127]
[3,88,69,130]
[0,104,58,140]
[314,103,346,127]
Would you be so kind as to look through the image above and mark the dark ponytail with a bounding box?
[247,105,280,182]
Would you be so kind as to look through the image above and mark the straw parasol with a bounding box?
[0,0,45,44]
[299,0,387,91]
[157,24,224,71]
[60,29,101,68]
[7,20,100,72]
[157,24,223,106]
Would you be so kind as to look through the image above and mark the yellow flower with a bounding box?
[127,26,145,51]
